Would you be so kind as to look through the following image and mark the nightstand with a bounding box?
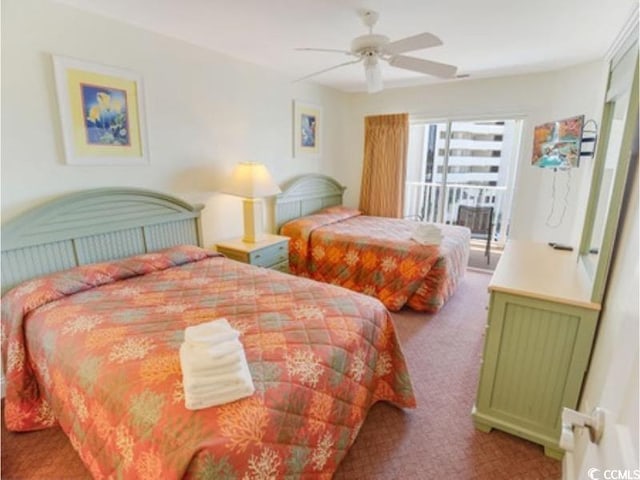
[215,234,290,273]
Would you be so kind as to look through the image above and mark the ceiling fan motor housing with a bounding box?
[351,34,390,55]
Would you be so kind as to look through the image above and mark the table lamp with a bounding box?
[225,162,281,243]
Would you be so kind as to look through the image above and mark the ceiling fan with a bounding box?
[295,10,458,93]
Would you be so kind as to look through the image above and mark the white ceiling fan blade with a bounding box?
[293,58,363,83]
[382,32,443,55]
[295,47,357,56]
[388,55,457,78]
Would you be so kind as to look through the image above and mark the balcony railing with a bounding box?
[404,182,509,244]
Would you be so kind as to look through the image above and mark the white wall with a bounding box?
[342,63,608,245]
[0,0,349,246]
[0,0,612,250]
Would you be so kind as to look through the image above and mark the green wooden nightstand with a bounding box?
[215,234,290,273]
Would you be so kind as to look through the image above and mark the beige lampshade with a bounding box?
[225,162,281,199]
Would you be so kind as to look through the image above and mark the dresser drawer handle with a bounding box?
[278,245,285,250]
[255,254,261,259]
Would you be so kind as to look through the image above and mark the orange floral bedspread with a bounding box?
[281,207,471,312]
[1,245,415,479]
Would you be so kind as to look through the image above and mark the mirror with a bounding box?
[585,80,631,267]
[579,40,639,303]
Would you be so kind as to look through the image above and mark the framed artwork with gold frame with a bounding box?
[293,100,322,158]
[52,55,149,165]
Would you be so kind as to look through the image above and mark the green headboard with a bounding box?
[274,174,346,231]
[1,188,204,294]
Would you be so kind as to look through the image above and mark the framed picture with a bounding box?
[53,55,149,165]
[293,100,322,158]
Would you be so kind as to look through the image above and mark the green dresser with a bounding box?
[472,241,600,459]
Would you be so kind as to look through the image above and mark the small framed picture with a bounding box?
[293,100,322,158]
[52,55,149,165]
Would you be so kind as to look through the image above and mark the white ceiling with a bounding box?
[53,0,637,92]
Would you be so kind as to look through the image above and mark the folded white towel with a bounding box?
[183,359,251,392]
[182,356,255,409]
[185,318,239,345]
[415,232,442,239]
[179,346,244,375]
[415,223,440,234]
[414,224,441,236]
[181,338,243,365]
[411,223,443,245]
[181,337,243,360]
[184,382,255,410]
[186,381,253,402]
[180,318,256,410]
[412,236,442,246]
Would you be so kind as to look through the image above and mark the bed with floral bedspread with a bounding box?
[281,207,471,313]
[1,245,415,479]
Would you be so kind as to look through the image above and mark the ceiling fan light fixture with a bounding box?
[364,55,383,93]
[296,10,457,92]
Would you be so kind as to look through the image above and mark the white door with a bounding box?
[564,160,639,479]
[568,321,639,480]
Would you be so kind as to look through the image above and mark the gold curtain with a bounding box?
[359,113,409,218]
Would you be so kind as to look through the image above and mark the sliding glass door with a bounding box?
[404,118,521,245]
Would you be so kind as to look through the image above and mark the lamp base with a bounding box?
[242,198,265,243]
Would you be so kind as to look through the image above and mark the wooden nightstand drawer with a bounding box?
[249,241,288,268]
[271,260,290,274]
[216,247,249,263]
[215,234,290,271]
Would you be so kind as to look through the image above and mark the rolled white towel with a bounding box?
[185,318,239,345]
[184,382,255,410]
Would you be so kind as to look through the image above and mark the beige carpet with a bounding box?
[467,242,503,271]
[2,270,560,479]
[335,270,560,479]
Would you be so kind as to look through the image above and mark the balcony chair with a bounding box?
[456,205,494,265]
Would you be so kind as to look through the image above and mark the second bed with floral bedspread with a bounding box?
[281,207,471,312]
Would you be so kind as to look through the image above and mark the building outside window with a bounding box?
[404,118,522,245]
